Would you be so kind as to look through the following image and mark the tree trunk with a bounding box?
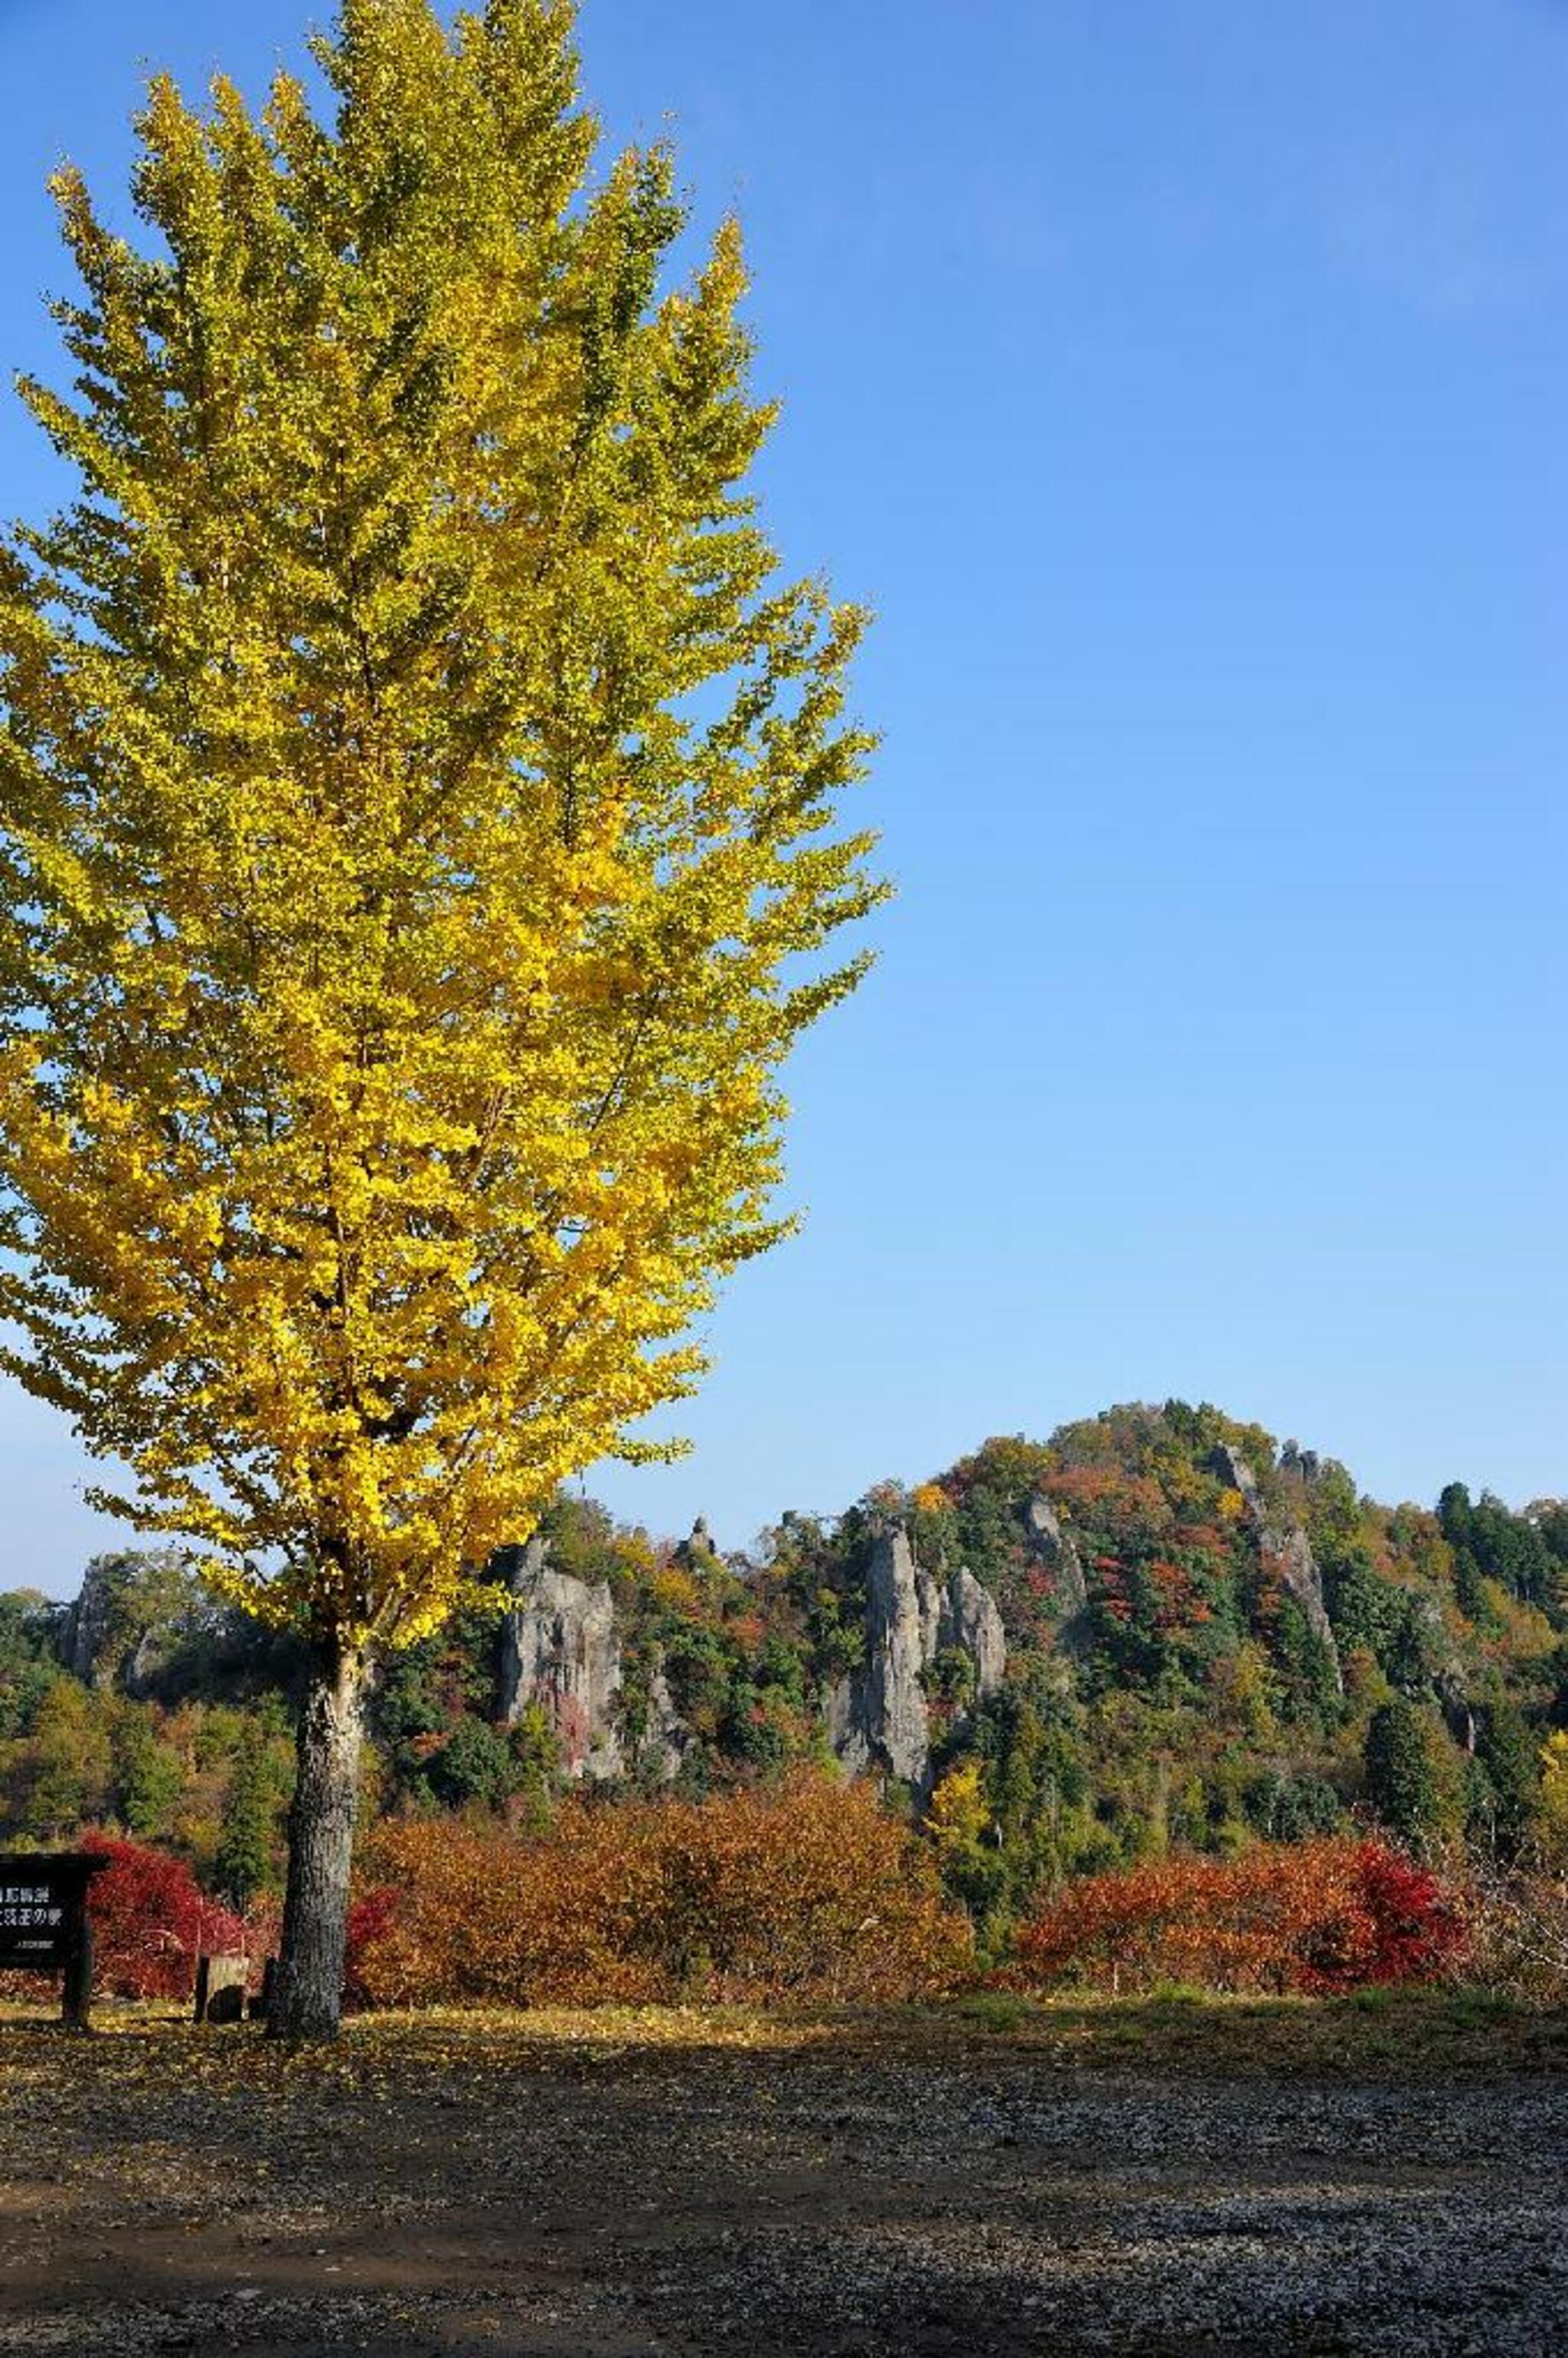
[269,1640,368,2040]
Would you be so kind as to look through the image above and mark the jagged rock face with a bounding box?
[828,1526,1007,1789]
[1024,1491,1089,1617]
[497,1538,624,1779]
[56,1548,217,1700]
[642,1657,693,1782]
[58,1552,188,1693]
[939,1568,1008,1697]
[1262,1527,1344,1691]
[860,1527,936,1785]
[58,1558,119,1687]
[1209,1444,1343,1693]
[675,1516,717,1569]
[495,1515,1007,1792]
[122,1627,175,1702]
[1210,1442,1263,1512]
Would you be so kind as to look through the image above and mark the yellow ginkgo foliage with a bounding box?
[0,0,881,2034]
[924,1760,992,1857]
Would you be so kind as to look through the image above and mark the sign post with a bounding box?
[0,1853,109,2030]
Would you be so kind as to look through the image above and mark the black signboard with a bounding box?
[0,1871,74,1962]
[0,1852,107,2028]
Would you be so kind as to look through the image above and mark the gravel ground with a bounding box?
[1,2010,1564,2355]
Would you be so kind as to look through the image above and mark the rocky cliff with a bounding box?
[57,1557,118,1688]
[56,1550,200,1699]
[825,1526,1006,1791]
[1022,1491,1090,1639]
[495,1536,625,1778]
[1209,1443,1342,1693]
[494,1517,1006,1791]
[487,1429,1447,1781]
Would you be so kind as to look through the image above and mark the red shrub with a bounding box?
[1014,1837,1465,1996]
[81,1833,252,2000]
[343,1885,399,2009]
[1348,1843,1465,1987]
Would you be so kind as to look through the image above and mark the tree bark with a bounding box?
[268,1640,368,2040]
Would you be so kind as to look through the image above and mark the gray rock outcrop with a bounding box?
[1023,1493,1088,1614]
[640,1655,694,1782]
[1209,1444,1342,1693]
[122,1626,177,1702]
[57,1550,194,1694]
[1209,1441,1261,1513]
[59,1557,119,1687]
[844,1527,935,1785]
[939,1566,1008,1698]
[496,1537,624,1778]
[675,1516,717,1570]
[492,1511,1011,1792]
[828,1525,1006,1789]
[1022,1491,1094,1654]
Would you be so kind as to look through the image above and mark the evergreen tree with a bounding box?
[1470,1699,1540,1858]
[427,1716,515,1808]
[112,1705,185,1838]
[1363,1698,1457,1852]
[214,1723,285,1909]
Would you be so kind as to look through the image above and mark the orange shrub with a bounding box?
[1013,1838,1465,1995]
[352,1772,972,2009]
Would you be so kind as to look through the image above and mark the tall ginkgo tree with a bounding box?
[0,0,882,2037]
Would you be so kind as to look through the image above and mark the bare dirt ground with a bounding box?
[2,1997,1565,2356]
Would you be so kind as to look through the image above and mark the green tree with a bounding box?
[1441,1482,1557,1616]
[22,1680,113,1837]
[1272,1595,1342,1728]
[1468,1698,1540,1859]
[0,0,879,2035]
[1242,1769,1342,1841]
[111,1703,186,1837]
[0,1591,59,1739]
[1363,1698,1459,1853]
[427,1715,515,1808]
[214,1721,289,1906]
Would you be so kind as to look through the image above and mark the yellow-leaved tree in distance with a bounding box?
[0,0,882,2036]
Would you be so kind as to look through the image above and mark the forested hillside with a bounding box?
[3,1402,1565,1942]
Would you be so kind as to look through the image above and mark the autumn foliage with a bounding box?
[80,1832,252,2000]
[351,1775,971,2008]
[1012,1838,1465,1996]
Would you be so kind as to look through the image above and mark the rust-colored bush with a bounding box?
[352,1773,972,2008]
[1013,1838,1465,1996]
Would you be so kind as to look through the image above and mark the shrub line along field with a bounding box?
[3,1997,1567,2356]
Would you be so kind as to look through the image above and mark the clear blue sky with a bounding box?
[1,1,1563,1595]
